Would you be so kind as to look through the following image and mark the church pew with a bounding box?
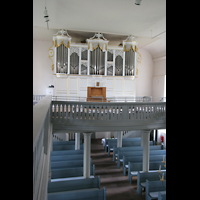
[51,158,92,170]
[113,146,143,162]
[53,144,84,151]
[51,154,83,162]
[158,192,166,200]
[145,180,166,200]
[117,149,166,169]
[123,155,165,175]
[48,187,106,200]
[113,145,162,162]
[104,138,117,152]
[128,161,166,184]
[51,164,95,180]
[137,170,166,196]
[51,149,83,156]
[107,139,141,156]
[48,176,101,193]
[53,140,82,146]
[105,137,141,152]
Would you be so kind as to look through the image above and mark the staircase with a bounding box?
[122,130,142,138]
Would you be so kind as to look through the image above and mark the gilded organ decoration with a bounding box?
[87,33,108,52]
[136,52,142,76]
[48,41,54,71]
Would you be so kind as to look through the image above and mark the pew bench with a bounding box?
[113,146,143,162]
[51,154,83,162]
[117,150,142,168]
[48,187,106,200]
[113,144,160,162]
[158,192,166,200]
[51,149,83,156]
[51,158,92,170]
[128,161,166,184]
[118,150,166,169]
[53,140,82,146]
[51,164,95,181]
[123,155,165,175]
[146,180,166,200]
[53,144,84,151]
[48,176,101,193]
[137,170,166,196]
[104,138,117,152]
[105,137,141,153]
[107,139,141,156]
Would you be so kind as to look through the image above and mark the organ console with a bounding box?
[87,87,107,102]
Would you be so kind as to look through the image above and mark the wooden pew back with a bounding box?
[51,164,95,180]
[51,158,92,170]
[48,187,106,200]
[48,176,101,193]
[51,149,83,156]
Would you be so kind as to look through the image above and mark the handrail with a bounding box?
[51,96,161,102]
[33,95,46,106]
[33,95,52,200]
[33,95,46,101]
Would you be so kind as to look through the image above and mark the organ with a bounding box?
[49,30,141,77]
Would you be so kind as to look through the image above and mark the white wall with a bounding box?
[152,57,166,100]
[136,49,154,96]
[95,132,114,139]
[33,40,54,95]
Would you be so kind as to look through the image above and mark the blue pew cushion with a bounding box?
[51,175,95,182]
[149,191,166,198]
[140,182,146,187]
[130,171,138,176]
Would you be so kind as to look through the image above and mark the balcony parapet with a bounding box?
[51,100,166,132]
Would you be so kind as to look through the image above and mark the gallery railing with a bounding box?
[51,101,166,122]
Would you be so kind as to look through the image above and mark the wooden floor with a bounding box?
[91,139,145,200]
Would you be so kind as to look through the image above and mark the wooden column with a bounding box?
[141,130,151,172]
[83,132,92,178]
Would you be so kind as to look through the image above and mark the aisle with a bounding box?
[91,139,145,200]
